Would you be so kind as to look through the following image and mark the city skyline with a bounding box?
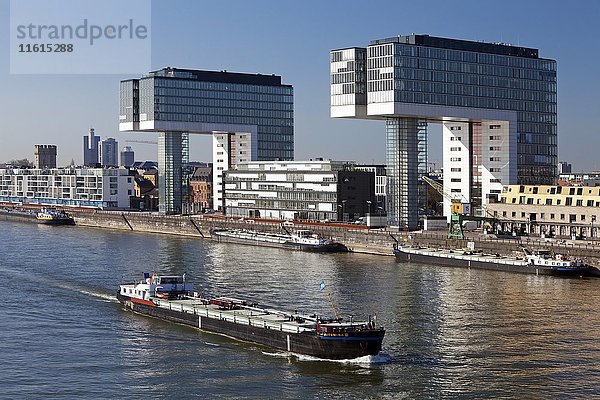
[1,0,599,170]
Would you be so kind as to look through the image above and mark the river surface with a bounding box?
[1,220,599,399]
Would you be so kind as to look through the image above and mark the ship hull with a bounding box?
[394,248,593,277]
[117,292,383,359]
[211,231,348,253]
[36,217,75,225]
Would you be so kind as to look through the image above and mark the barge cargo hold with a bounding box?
[394,245,598,277]
[117,273,384,360]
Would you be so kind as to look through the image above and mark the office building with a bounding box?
[120,146,135,167]
[99,138,119,167]
[213,132,254,211]
[83,128,101,166]
[331,34,557,228]
[223,160,375,221]
[34,145,57,169]
[119,67,294,214]
[354,164,387,214]
[0,167,134,208]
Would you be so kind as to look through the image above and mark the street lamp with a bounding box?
[366,200,372,216]
[592,215,596,240]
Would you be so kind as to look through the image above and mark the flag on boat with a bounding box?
[319,281,326,291]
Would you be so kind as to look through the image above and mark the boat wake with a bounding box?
[67,287,118,303]
[262,351,392,365]
[0,266,117,302]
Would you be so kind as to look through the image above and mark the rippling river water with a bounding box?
[1,221,599,399]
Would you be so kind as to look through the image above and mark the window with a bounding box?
[489,146,502,151]
[489,135,502,140]
[450,126,461,131]
[546,198,552,205]
[450,137,461,141]
[560,214,565,220]
[490,168,501,172]
[581,215,586,221]
[576,199,583,206]
[490,178,501,183]
[490,157,501,162]
[451,178,461,182]
[450,147,461,151]
[451,189,462,193]
[550,213,555,220]
[450,168,461,172]
[450,157,461,162]
[490,124,501,129]
[566,197,573,206]
[512,211,516,217]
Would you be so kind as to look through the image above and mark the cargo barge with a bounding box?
[394,245,598,277]
[117,273,385,360]
[210,228,348,252]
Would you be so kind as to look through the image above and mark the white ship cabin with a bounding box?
[527,250,582,267]
[120,273,194,300]
[291,230,321,243]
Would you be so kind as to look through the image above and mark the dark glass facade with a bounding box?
[365,35,557,183]
[121,68,294,160]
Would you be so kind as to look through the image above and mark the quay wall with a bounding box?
[6,209,600,266]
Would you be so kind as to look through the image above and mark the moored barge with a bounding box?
[210,228,348,252]
[394,245,598,277]
[117,273,385,360]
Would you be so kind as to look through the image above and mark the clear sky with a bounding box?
[1,0,599,171]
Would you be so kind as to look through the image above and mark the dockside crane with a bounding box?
[421,176,497,239]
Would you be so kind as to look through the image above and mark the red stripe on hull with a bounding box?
[131,297,157,307]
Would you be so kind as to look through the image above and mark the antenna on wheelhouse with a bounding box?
[320,281,340,321]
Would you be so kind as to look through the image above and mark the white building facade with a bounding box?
[212,132,255,211]
[223,160,375,221]
[0,167,134,208]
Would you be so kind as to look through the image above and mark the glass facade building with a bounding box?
[332,34,557,228]
[120,67,294,214]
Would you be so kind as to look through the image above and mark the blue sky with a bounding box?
[1,0,599,170]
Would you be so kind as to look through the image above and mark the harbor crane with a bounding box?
[421,176,497,239]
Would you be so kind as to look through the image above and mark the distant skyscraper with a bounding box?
[558,161,572,175]
[99,138,119,167]
[34,145,57,169]
[120,146,135,167]
[83,128,100,166]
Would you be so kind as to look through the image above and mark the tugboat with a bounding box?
[117,273,385,360]
[36,208,75,225]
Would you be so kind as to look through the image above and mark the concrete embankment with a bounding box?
[5,209,600,266]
